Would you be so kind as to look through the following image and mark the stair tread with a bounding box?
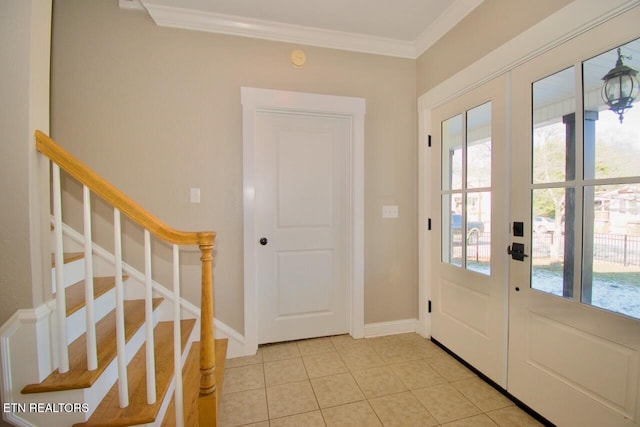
[161,338,228,427]
[74,319,196,427]
[65,276,127,317]
[51,252,84,267]
[22,298,162,394]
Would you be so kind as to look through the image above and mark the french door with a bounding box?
[508,10,640,427]
[430,74,509,387]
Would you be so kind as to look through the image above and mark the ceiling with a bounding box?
[119,0,484,58]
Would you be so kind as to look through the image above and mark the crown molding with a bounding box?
[142,3,417,58]
[125,1,483,59]
[119,0,145,11]
[414,0,483,57]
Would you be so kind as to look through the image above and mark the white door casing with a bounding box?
[242,87,365,354]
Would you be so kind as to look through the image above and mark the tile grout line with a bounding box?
[297,339,328,426]
[226,335,543,427]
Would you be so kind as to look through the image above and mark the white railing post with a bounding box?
[83,185,98,371]
[114,208,129,408]
[52,163,69,373]
[144,230,157,404]
[173,244,184,427]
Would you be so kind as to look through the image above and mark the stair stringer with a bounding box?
[60,223,199,322]
[58,222,248,354]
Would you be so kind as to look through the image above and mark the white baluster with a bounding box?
[83,185,97,371]
[52,164,69,373]
[114,208,129,407]
[173,245,184,427]
[144,230,156,404]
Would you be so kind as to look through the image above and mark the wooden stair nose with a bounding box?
[22,298,162,394]
[51,252,84,267]
[161,338,228,427]
[74,319,196,427]
[65,275,128,317]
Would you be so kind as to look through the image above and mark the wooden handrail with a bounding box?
[36,130,219,425]
[35,130,215,247]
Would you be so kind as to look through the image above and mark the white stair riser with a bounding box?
[65,288,116,345]
[51,258,85,293]
[80,310,160,421]
[43,309,161,424]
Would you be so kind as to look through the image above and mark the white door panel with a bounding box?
[508,9,640,426]
[256,111,350,344]
[430,74,509,387]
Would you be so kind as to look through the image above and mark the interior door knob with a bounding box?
[259,237,268,246]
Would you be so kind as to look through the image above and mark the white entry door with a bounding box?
[255,111,351,344]
[429,74,509,386]
[508,10,640,427]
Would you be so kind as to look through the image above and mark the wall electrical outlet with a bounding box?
[382,205,399,218]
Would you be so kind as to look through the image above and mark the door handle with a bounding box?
[508,243,528,261]
[259,237,268,246]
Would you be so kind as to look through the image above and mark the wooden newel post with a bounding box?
[198,233,217,426]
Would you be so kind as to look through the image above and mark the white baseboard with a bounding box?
[213,319,245,359]
[364,318,419,338]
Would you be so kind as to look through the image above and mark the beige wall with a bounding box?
[1,1,51,423]
[0,0,51,326]
[417,0,571,96]
[51,0,418,333]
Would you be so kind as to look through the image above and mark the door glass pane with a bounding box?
[532,67,576,184]
[441,104,493,274]
[581,185,640,319]
[583,38,640,180]
[467,102,492,189]
[442,114,463,191]
[531,188,575,298]
[443,194,463,267]
[467,191,491,275]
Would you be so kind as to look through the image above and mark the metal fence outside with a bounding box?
[456,232,640,267]
[531,232,640,266]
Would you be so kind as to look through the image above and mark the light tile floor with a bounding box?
[219,333,544,427]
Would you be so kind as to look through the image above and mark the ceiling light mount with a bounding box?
[290,49,306,68]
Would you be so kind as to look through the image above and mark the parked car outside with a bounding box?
[534,216,556,234]
[451,214,485,244]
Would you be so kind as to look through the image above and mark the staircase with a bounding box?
[0,132,227,426]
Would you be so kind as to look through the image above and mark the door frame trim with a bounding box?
[241,87,365,355]
[416,0,638,339]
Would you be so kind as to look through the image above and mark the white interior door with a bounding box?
[429,74,509,386]
[255,111,350,344]
[508,10,640,426]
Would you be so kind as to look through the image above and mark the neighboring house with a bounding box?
[595,185,640,234]
[2,1,639,426]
